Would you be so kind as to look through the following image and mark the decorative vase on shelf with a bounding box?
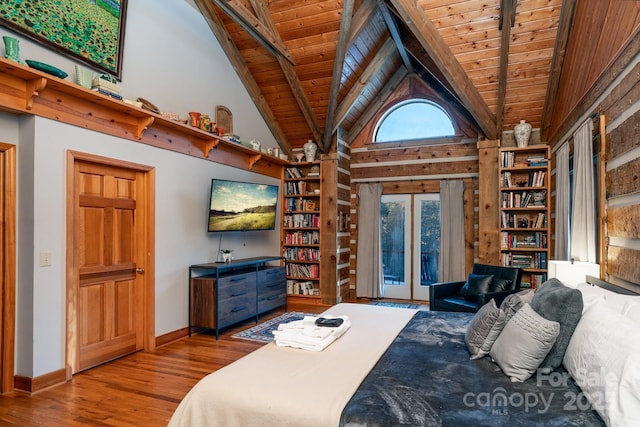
[3,36,21,63]
[303,140,317,162]
[188,112,201,127]
[514,120,532,147]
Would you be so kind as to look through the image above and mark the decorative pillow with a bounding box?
[576,282,607,313]
[459,274,494,301]
[489,303,560,382]
[531,278,583,372]
[563,302,640,426]
[465,299,507,360]
[621,301,640,323]
[489,277,511,292]
[499,289,534,322]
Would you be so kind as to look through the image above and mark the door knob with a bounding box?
[136,268,145,274]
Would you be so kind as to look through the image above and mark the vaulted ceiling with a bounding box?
[193,0,567,155]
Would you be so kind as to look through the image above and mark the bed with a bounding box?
[169,277,640,426]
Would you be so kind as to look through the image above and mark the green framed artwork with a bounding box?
[0,0,128,79]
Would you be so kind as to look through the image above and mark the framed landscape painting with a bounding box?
[0,0,128,79]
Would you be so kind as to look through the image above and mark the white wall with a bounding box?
[0,0,281,377]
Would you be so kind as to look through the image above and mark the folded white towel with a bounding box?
[273,316,351,351]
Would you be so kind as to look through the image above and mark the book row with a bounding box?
[284,197,318,212]
[501,252,548,269]
[283,230,320,245]
[501,190,546,208]
[286,263,320,279]
[500,212,547,228]
[286,280,320,296]
[500,170,546,188]
[500,151,548,168]
[283,247,320,261]
[283,213,320,228]
[501,231,548,249]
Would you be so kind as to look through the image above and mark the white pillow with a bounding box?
[489,303,559,382]
[577,282,608,313]
[563,302,640,426]
[621,301,640,323]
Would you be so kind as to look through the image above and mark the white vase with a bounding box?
[514,120,532,147]
[303,140,317,162]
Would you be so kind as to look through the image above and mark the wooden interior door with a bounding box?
[0,143,16,393]
[68,152,155,374]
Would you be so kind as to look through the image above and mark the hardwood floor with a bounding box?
[0,304,327,426]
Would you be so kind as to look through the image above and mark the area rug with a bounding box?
[369,301,422,309]
[232,312,313,343]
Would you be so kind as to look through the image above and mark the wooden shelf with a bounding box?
[499,145,550,289]
[0,58,286,178]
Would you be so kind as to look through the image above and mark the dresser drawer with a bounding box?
[258,290,286,313]
[257,267,286,287]
[218,291,257,328]
[218,272,256,300]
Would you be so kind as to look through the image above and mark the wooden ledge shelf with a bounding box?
[0,58,287,178]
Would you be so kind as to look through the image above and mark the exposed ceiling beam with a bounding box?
[334,37,397,133]
[322,0,356,153]
[389,0,498,140]
[376,0,413,73]
[496,0,517,133]
[249,0,323,146]
[347,66,408,144]
[213,0,294,65]
[194,0,292,153]
[541,0,577,141]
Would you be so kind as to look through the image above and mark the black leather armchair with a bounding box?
[429,263,523,312]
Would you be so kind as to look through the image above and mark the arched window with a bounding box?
[374,99,455,143]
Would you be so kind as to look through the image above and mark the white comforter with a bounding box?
[168,303,417,427]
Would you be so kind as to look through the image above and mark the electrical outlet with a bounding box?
[40,252,52,267]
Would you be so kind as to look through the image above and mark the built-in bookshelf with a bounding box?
[498,145,551,289]
[282,161,322,302]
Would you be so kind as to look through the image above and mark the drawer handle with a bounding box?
[266,283,280,289]
[230,290,247,297]
[231,306,247,313]
[230,277,246,282]
[267,295,279,301]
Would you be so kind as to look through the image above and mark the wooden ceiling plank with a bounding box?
[376,0,414,73]
[323,0,356,152]
[541,0,577,141]
[214,0,294,64]
[346,66,408,144]
[249,0,324,146]
[496,0,516,132]
[348,0,378,46]
[334,37,397,132]
[390,0,498,139]
[193,0,292,153]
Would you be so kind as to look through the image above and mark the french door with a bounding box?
[380,194,440,300]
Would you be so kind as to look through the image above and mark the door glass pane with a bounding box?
[419,197,440,286]
[381,197,406,288]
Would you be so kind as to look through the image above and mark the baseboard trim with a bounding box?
[155,327,188,347]
[14,368,67,394]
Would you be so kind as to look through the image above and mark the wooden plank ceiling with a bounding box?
[193,0,564,155]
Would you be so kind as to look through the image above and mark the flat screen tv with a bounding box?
[208,179,279,232]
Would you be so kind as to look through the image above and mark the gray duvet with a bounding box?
[340,311,604,427]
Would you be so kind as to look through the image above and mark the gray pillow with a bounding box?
[531,278,583,372]
[465,299,507,360]
[490,303,560,382]
[499,289,534,322]
[460,273,494,301]
[490,277,512,292]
